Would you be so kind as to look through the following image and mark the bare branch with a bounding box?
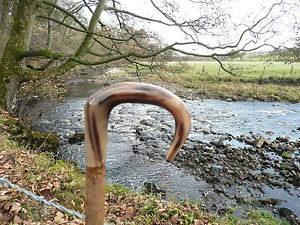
[211,56,238,76]
[72,45,173,65]
[105,6,176,27]
[17,49,67,61]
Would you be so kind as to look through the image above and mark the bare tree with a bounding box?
[0,0,299,112]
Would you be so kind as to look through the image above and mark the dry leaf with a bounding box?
[158,208,166,212]
[125,206,136,217]
[53,181,60,189]
[3,202,12,211]
[46,182,53,189]
[54,211,65,223]
[194,219,204,225]
[0,191,10,201]
[40,188,52,196]
[13,215,22,223]
[0,213,12,223]
[10,202,22,213]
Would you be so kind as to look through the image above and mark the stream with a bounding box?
[33,70,300,223]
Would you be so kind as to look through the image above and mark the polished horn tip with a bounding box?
[165,110,191,162]
[165,149,179,162]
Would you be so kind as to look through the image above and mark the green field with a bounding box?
[124,61,300,102]
[173,61,300,82]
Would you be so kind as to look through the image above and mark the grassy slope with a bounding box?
[0,111,290,224]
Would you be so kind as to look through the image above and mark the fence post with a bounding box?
[290,65,294,76]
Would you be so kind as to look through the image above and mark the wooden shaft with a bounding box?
[84,82,191,225]
[85,167,106,225]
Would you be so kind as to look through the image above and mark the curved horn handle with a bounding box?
[84,82,190,225]
[85,82,191,167]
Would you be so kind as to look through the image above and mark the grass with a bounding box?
[122,61,300,102]
[220,211,290,225]
[182,61,300,81]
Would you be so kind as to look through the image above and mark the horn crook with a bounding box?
[84,82,191,225]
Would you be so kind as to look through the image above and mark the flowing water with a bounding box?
[33,72,300,219]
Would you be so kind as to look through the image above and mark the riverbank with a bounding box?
[0,110,289,224]
[121,62,300,103]
[17,62,300,116]
[11,65,300,223]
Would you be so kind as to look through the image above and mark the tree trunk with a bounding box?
[0,0,40,111]
[0,0,13,57]
[45,0,58,49]
[0,0,12,35]
[55,0,107,74]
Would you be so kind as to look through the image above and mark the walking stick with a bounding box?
[84,82,191,225]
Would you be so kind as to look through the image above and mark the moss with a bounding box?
[40,49,52,57]
[281,151,293,159]
[246,211,290,225]
[1,114,59,153]
[105,184,131,197]
[28,152,85,211]
[25,130,59,153]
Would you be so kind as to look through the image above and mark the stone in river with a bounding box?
[278,207,299,225]
[256,136,271,148]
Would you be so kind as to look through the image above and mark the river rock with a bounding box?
[276,136,291,143]
[278,207,299,225]
[219,154,227,159]
[262,169,274,178]
[211,140,225,148]
[270,143,279,149]
[140,119,154,127]
[294,162,300,172]
[256,136,271,148]
[283,144,294,152]
[244,138,255,145]
[267,178,283,187]
[248,154,256,160]
[143,182,166,196]
[68,132,84,144]
[260,198,284,205]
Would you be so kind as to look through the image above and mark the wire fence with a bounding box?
[0,177,85,220]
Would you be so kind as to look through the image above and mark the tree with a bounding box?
[0,0,17,56]
[0,0,299,112]
[285,38,300,62]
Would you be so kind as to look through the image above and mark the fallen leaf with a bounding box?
[10,202,22,213]
[53,181,60,189]
[194,219,204,225]
[40,188,52,196]
[0,213,12,223]
[13,215,22,223]
[125,206,136,217]
[46,182,53,189]
[54,211,65,223]
[0,191,10,201]
[3,202,12,211]
[158,208,166,212]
